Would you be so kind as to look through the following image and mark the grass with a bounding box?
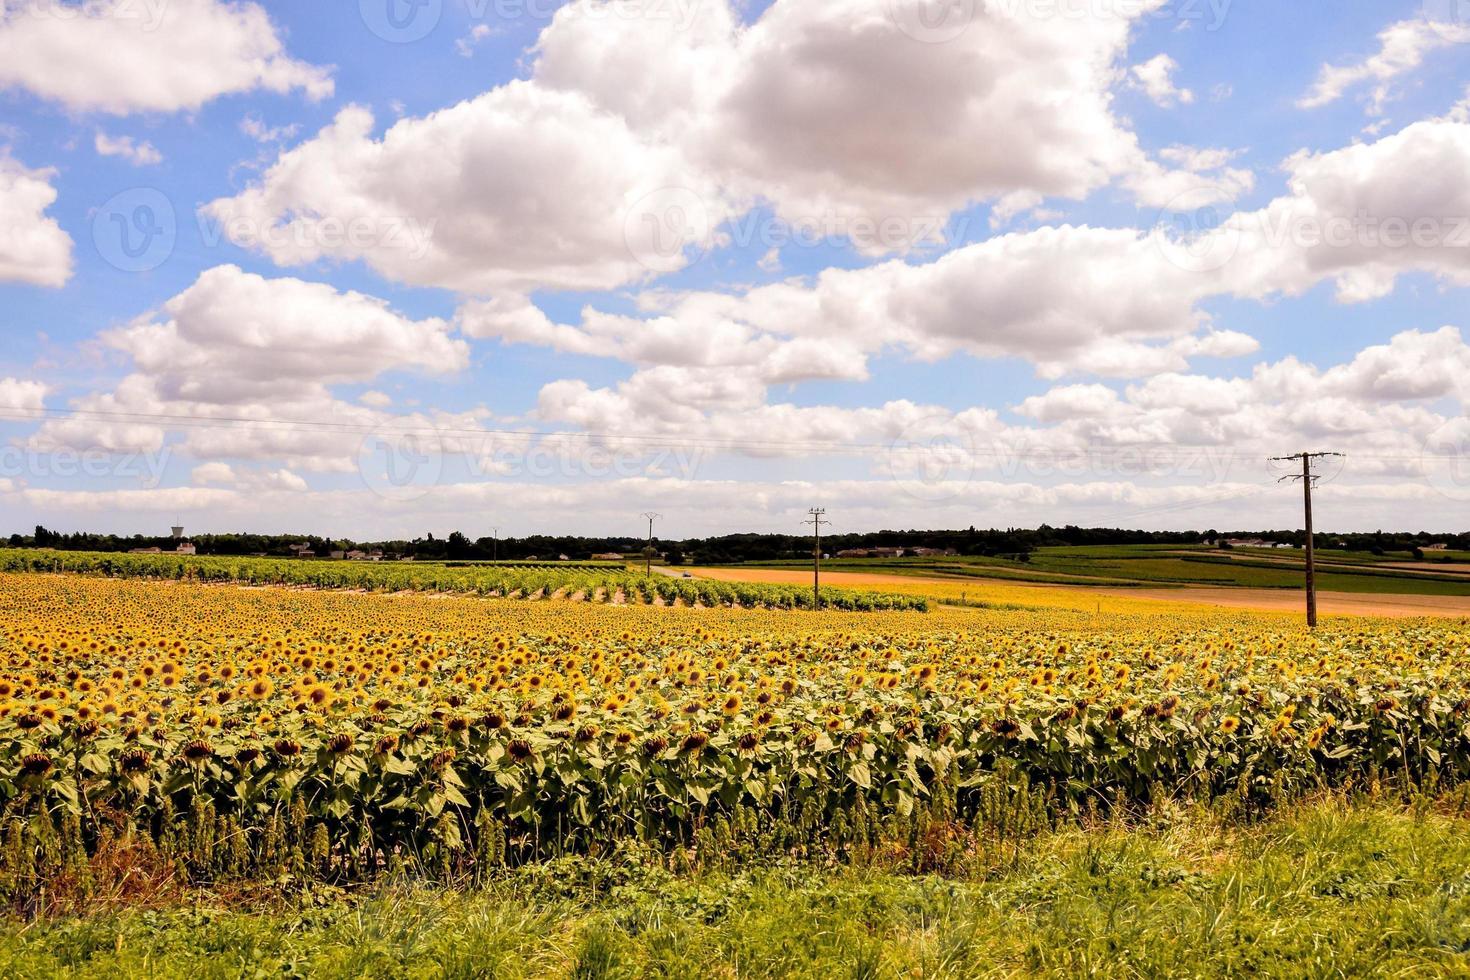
[7,796,1470,977]
[738,544,1470,596]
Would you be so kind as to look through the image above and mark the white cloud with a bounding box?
[0,377,47,411]
[214,0,1230,293]
[13,328,1470,535]
[203,92,733,294]
[1218,117,1470,303]
[0,0,332,115]
[192,462,308,492]
[9,471,1462,539]
[103,264,467,405]
[0,151,72,287]
[239,114,299,144]
[464,223,1232,386]
[1123,146,1254,209]
[1014,384,1122,423]
[359,390,393,409]
[456,24,502,58]
[1131,54,1195,107]
[30,266,472,471]
[94,131,162,166]
[1300,18,1469,115]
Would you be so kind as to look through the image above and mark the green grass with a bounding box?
[7,797,1470,977]
[738,545,1470,596]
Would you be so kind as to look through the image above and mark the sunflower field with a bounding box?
[0,571,1467,904]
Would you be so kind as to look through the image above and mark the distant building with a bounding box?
[836,547,905,559]
[1425,543,1449,551]
[175,542,196,556]
[908,547,958,557]
[129,547,162,555]
[329,550,346,560]
[346,550,367,561]
[592,552,626,561]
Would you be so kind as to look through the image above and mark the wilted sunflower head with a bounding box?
[182,739,213,763]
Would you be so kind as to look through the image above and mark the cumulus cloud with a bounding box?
[192,462,308,492]
[0,152,73,287]
[94,131,162,166]
[0,0,332,114]
[30,266,472,471]
[14,328,1470,533]
[463,224,1233,388]
[203,91,732,294]
[1217,117,1470,302]
[212,0,1232,292]
[1015,384,1123,423]
[0,377,47,412]
[1131,54,1194,107]
[1300,18,1469,115]
[103,264,467,405]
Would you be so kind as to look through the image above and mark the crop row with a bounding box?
[0,550,928,612]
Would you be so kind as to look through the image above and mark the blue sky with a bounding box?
[1,0,1469,538]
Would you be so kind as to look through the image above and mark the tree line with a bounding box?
[12,524,1468,564]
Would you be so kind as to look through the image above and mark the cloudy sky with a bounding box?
[2,0,1469,539]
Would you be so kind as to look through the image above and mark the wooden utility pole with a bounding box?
[1270,451,1344,628]
[489,526,499,563]
[641,512,661,577]
[804,508,828,608]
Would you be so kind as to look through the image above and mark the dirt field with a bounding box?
[683,567,1470,619]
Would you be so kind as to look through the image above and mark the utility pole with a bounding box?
[489,527,499,563]
[1269,451,1344,629]
[804,508,829,608]
[641,512,661,577]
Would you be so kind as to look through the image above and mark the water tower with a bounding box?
[171,525,185,540]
